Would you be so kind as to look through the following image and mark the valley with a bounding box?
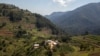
[0,2,100,56]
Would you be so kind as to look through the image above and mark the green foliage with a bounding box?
[45,50,53,56]
[81,31,89,36]
[15,30,26,38]
[88,35,100,41]
[58,35,71,43]
[0,3,73,56]
[0,4,23,22]
[0,22,6,28]
[57,44,74,53]
[79,43,91,51]
[35,13,63,35]
[0,3,63,38]
[9,11,23,22]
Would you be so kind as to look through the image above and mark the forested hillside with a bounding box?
[0,3,64,37]
[0,3,100,56]
[0,3,68,56]
[46,2,100,35]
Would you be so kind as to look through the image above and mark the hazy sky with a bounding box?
[0,0,100,15]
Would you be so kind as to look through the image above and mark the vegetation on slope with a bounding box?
[0,3,63,38]
[0,3,100,56]
[47,2,100,35]
[0,3,72,56]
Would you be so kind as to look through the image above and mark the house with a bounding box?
[45,40,59,51]
[34,43,40,49]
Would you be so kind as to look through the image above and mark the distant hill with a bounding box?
[46,2,100,35]
[45,12,65,21]
[0,3,63,37]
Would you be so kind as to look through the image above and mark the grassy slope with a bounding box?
[0,33,100,56]
[68,35,100,56]
[0,3,63,38]
[0,4,100,56]
[0,3,65,56]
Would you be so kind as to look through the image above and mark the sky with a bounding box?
[0,0,100,15]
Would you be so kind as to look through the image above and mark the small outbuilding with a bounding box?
[34,43,40,49]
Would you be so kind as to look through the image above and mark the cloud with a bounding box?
[53,0,75,7]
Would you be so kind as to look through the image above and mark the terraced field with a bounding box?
[68,35,100,56]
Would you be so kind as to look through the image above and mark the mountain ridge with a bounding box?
[46,2,100,35]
